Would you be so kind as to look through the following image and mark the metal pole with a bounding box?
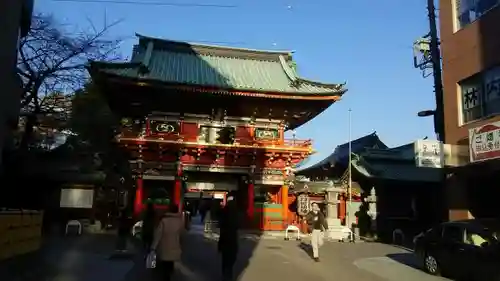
[427,0,445,142]
[428,0,448,223]
[348,109,353,236]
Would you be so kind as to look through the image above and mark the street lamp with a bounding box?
[417,110,436,117]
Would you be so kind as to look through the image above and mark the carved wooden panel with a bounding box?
[235,126,252,145]
[181,122,199,142]
[149,120,179,135]
[255,128,279,140]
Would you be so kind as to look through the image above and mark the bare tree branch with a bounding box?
[17,13,122,150]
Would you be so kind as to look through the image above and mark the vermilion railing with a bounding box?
[283,139,312,147]
[251,139,311,147]
[118,131,312,149]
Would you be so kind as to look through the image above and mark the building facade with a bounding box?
[89,34,346,230]
[440,0,500,220]
[0,0,33,169]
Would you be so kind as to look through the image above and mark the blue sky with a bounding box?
[36,0,437,167]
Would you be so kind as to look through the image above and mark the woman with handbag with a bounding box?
[150,204,185,281]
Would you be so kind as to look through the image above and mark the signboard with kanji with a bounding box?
[297,194,310,216]
[469,121,500,162]
[414,139,444,168]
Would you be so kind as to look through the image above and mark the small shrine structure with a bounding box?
[350,143,442,244]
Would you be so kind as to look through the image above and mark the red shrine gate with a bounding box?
[89,34,346,229]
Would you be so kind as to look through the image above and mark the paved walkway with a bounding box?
[1,234,135,281]
[129,227,450,281]
[3,226,449,281]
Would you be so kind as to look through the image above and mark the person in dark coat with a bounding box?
[304,202,328,262]
[151,204,185,281]
[142,203,155,250]
[217,196,239,281]
[116,210,130,251]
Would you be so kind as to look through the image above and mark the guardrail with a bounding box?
[0,210,43,261]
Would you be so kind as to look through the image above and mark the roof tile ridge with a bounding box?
[136,33,293,55]
[88,60,142,69]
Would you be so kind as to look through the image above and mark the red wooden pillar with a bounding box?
[281,185,289,225]
[174,164,182,212]
[134,177,144,217]
[174,180,181,209]
[247,182,254,221]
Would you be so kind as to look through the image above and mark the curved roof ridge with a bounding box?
[278,55,299,82]
[278,54,346,90]
[389,143,414,151]
[135,33,294,56]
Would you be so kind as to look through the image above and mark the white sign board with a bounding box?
[414,139,444,168]
[60,189,94,209]
[469,121,500,162]
[213,193,225,199]
[186,182,237,191]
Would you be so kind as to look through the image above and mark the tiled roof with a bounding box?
[298,132,387,173]
[350,144,442,182]
[89,34,346,96]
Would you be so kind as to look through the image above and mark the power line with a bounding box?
[51,0,238,8]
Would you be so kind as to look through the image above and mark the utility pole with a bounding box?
[426,0,448,224]
[427,0,446,142]
[414,0,446,142]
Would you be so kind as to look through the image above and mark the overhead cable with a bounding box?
[51,0,238,8]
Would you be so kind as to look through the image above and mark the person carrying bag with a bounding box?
[149,204,185,281]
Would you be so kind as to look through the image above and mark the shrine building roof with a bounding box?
[350,143,442,182]
[297,132,387,174]
[88,34,346,99]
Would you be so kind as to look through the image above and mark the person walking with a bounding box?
[142,203,156,250]
[150,204,185,281]
[305,202,328,262]
[218,196,239,281]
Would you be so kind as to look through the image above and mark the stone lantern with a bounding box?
[324,181,345,240]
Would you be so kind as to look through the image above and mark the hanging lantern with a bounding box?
[209,108,215,122]
[222,109,228,123]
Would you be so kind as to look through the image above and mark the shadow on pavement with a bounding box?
[0,233,136,281]
[178,217,262,281]
[126,229,262,281]
[386,252,422,271]
[297,242,314,260]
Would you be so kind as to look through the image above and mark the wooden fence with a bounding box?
[0,210,43,261]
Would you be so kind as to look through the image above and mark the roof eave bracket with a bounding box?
[139,41,154,75]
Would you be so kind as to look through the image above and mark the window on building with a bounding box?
[456,0,500,29]
[460,66,500,124]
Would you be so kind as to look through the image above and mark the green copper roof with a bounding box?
[89,34,346,96]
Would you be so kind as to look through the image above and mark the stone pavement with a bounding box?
[129,228,451,281]
[2,229,450,281]
[0,234,135,281]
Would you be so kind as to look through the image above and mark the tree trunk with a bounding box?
[19,114,37,151]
